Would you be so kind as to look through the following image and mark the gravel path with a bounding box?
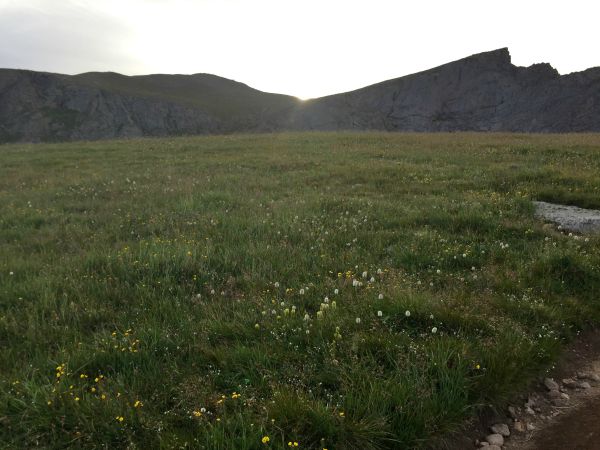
[533,201,600,233]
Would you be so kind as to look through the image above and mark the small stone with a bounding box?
[544,377,559,391]
[527,423,536,431]
[548,390,562,399]
[579,381,592,389]
[479,442,489,447]
[525,406,535,415]
[575,371,599,381]
[513,421,526,433]
[485,434,504,446]
[551,398,568,407]
[487,446,502,450]
[562,378,578,388]
[490,423,510,437]
[508,405,518,419]
[561,392,570,400]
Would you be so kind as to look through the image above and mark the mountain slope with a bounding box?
[1,48,599,143]
[288,48,600,132]
[0,70,299,142]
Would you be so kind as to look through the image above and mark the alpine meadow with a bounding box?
[1,132,600,449]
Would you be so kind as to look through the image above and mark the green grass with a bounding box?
[1,132,600,449]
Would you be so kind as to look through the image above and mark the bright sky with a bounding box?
[0,0,598,99]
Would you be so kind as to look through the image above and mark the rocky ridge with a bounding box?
[1,48,599,143]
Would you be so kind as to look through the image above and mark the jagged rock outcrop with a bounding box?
[0,48,598,143]
[289,48,600,132]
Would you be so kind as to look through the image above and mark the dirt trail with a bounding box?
[522,394,600,449]
[505,339,600,450]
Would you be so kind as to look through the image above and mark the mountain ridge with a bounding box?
[1,48,599,143]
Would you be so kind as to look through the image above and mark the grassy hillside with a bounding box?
[71,72,300,119]
[1,133,600,449]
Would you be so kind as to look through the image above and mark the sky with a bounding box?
[0,0,598,99]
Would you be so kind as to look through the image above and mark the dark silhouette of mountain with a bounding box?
[1,48,599,143]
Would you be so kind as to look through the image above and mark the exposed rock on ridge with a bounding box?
[1,48,599,143]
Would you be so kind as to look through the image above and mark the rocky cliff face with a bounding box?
[288,48,600,132]
[1,48,598,143]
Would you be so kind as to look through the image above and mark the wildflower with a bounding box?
[378,293,383,300]
[299,288,305,295]
[405,310,411,317]
[101,394,106,400]
[47,400,52,405]
[324,296,329,303]
[339,411,345,417]
[74,397,80,402]
[429,314,434,319]
[334,289,339,295]
[261,436,270,444]
[274,282,280,288]
[355,317,361,324]
[316,311,323,319]
[331,301,336,310]
[436,269,441,274]
[352,279,359,287]
[362,271,368,278]
[116,416,124,422]
[134,400,143,408]
[193,410,202,417]
[334,327,342,339]
[431,327,438,334]
[377,310,383,317]
[284,308,290,316]
[370,277,375,283]
[304,313,310,321]
[475,364,481,370]
[287,442,299,447]
[9,271,14,276]
[377,268,382,274]
[255,323,260,330]
[291,305,296,314]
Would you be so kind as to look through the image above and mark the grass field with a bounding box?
[1,132,600,449]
